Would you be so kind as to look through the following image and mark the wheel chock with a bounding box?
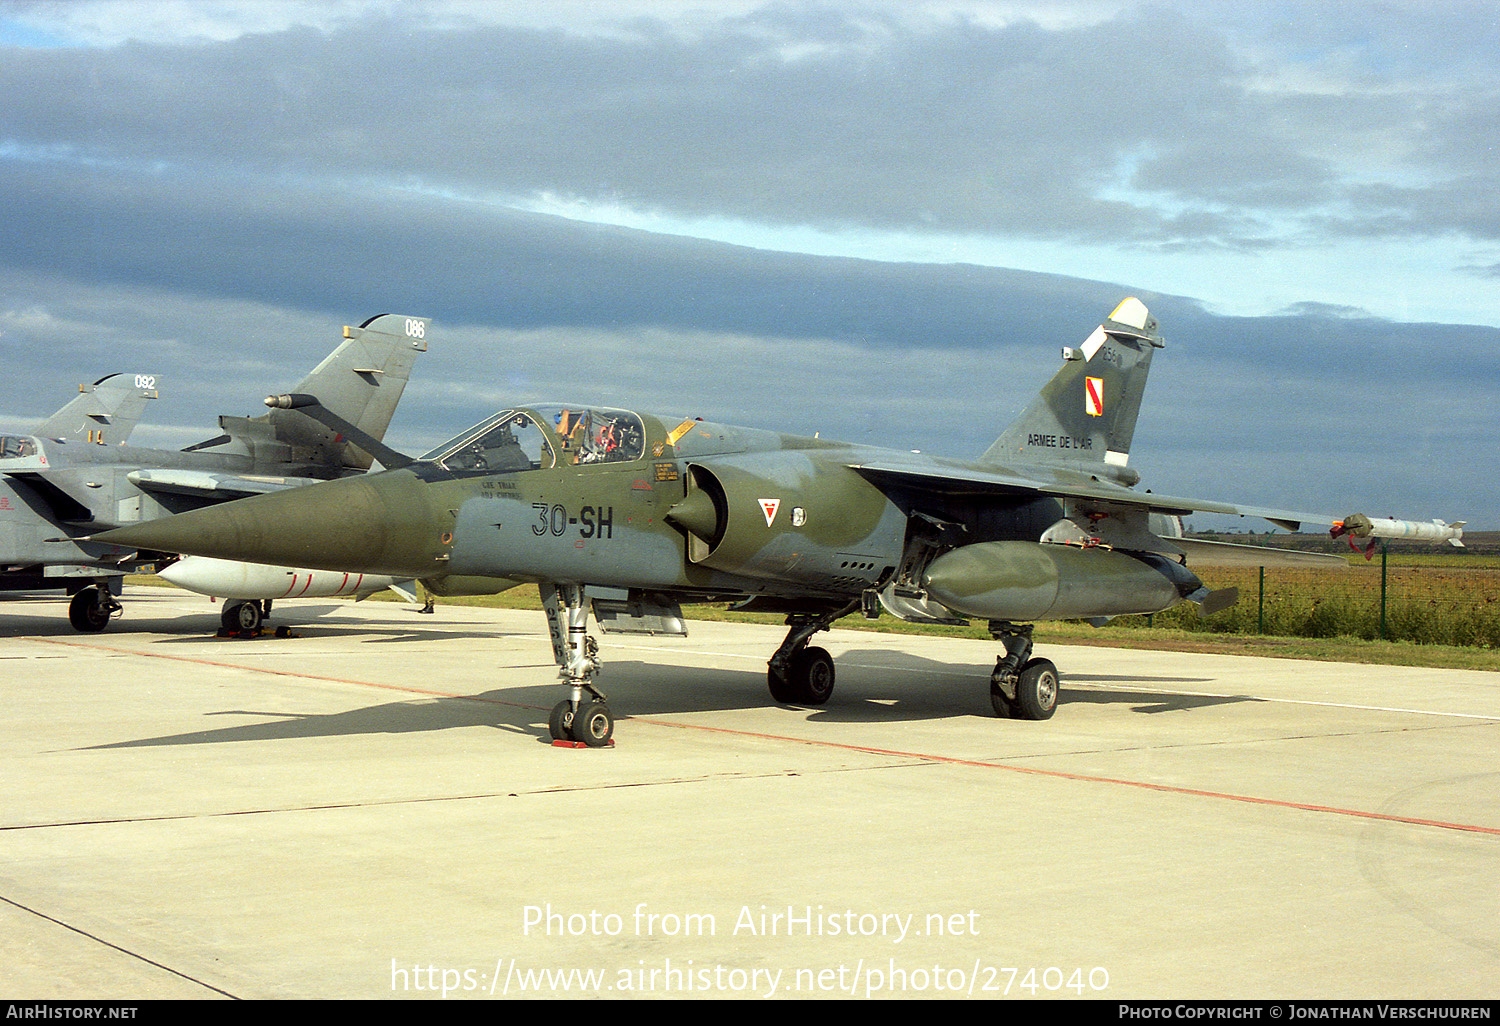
[213,626,298,640]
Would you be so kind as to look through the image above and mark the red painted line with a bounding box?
[32,636,1500,837]
[625,715,1500,835]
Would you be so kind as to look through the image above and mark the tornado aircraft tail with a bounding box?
[36,373,159,446]
[190,314,430,476]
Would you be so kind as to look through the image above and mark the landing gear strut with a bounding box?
[766,600,859,705]
[541,583,614,747]
[987,621,1058,720]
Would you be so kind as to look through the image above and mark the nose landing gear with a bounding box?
[541,583,615,748]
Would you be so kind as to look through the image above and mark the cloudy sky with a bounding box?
[0,0,1494,529]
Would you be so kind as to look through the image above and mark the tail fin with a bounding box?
[268,314,429,470]
[204,314,429,473]
[36,373,159,445]
[982,297,1162,483]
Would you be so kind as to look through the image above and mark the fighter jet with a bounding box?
[92,299,1462,744]
[1,313,429,631]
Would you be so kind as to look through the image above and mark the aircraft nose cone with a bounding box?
[94,471,439,577]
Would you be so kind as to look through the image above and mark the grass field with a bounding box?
[1111,554,1500,649]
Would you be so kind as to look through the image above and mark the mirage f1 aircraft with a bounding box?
[91,299,1460,744]
[0,314,428,631]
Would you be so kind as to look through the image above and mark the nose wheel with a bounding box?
[548,698,615,747]
[540,583,615,747]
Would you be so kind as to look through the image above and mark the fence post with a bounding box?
[1380,542,1389,641]
[1258,565,1265,634]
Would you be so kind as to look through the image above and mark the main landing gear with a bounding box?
[541,583,614,748]
[762,608,1060,720]
[987,621,1058,720]
[766,600,859,706]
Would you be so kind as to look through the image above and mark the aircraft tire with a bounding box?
[791,646,836,706]
[767,665,799,704]
[221,600,262,634]
[548,700,575,741]
[68,588,110,633]
[569,701,614,747]
[1012,658,1059,721]
[988,678,1014,718]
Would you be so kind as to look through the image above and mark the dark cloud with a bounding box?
[0,156,1126,348]
[0,159,1490,525]
[3,4,1497,248]
[0,2,1493,526]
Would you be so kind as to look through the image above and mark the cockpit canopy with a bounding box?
[0,435,38,459]
[422,405,646,475]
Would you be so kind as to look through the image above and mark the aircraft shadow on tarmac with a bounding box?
[744,648,1256,720]
[149,612,523,646]
[83,695,545,750]
[81,646,1255,752]
[9,599,1250,718]
[0,593,512,642]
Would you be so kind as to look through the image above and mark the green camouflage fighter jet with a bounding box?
[91,299,1462,745]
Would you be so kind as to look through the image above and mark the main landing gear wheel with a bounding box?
[68,586,117,633]
[987,622,1059,721]
[769,645,836,705]
[991,657,1060,720]
[1011,658,1058,721]
[766,601,859,707]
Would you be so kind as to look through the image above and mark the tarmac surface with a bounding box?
[2,589,1498,1001]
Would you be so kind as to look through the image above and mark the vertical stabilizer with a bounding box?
[36,373,159,445]
[260,314,429,472]
[982,298,1162,482]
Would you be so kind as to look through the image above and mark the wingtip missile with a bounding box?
[1333,513,1466,554]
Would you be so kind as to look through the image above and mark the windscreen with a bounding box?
[423,406,644,474]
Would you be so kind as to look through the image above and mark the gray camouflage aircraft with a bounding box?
[90,299,1460,744]
[1,314,428,631]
